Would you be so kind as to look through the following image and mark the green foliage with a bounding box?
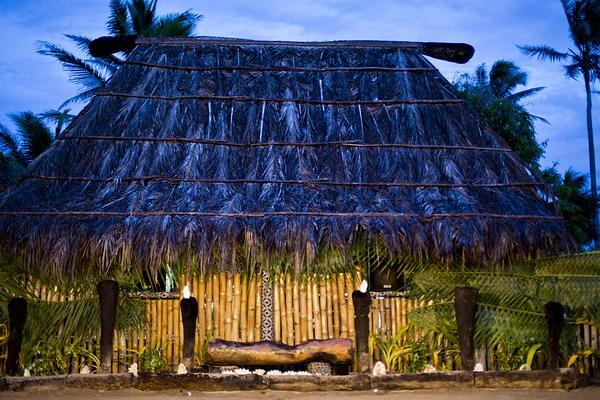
[405,253,600,369]
[541,167,596,249]
[24,338,98,376]
[39,0,201,107]
[370,323,458,373]
[454,61,546,171]
[138,346,168,373]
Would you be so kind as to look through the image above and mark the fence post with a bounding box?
[180,293,198,370]
[5,298,27,375]
[455,287,478,371]
[97,280,119,373]
[545,301,564,369]
[352,285,371,373]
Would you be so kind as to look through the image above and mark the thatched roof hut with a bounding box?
[0,37,573,277]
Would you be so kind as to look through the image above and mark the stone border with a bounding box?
[0,368,586,392]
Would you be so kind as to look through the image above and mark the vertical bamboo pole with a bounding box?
[240,276,248,342]
[299,280,308,342]
[205,275,213,339]
[219,273,227,339]
[166,300,173,369]
[371,298,379,336]
[384,298,392,337]
[345,273,355,340]
[285,275,295,345]
[312,278,322,340]
[247,276,256,342]
[231,274,241,342]
[331,275,341,338]
[225,274,233,341]
[197,277,206,352]
[274,277,281,342]
[337,273,348,338]
[326,277,334,339]
[292,278,301,345]
[319,280,328,339]
[306,278,314,340]
[211,274,220,338]
[255,277,262,341]
[279,276,288,344]
[155,300,162,347]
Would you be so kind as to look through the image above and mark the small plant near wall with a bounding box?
[138,346,168,373]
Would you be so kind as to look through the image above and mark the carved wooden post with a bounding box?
[352,289,371,373]
[97,280,119,373]
[545,301,565,369]
[260,271,274,341]
[5,297,27,376]
[455,287,478,371]
[180,296,198,370]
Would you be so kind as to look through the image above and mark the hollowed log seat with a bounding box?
[206,338,353,366]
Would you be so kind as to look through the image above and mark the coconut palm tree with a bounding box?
[37,0,201,107]
[454,61,546,170]
[0,112,54,168]
[519,0,600,247]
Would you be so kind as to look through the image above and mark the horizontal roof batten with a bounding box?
[95,92,464,106]
[0,211,561,220]
[123,60,437,73]
[57,136,511,152]
[23,175,544,188]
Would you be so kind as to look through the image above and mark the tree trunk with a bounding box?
[352,290,371,373]
[545,301,565,369]
[584,72,599,249]
[5,298,27,376]
[97,280,119,374]
[206,338,353,366]
[180,297,199,370]
[454,287,478,371]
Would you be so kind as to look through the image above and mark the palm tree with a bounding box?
[0,112,54,168]
[37,0,201,107]
[454,61,546,170]
[519,0,600,248]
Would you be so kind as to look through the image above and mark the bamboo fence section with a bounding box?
[2,274,599,376]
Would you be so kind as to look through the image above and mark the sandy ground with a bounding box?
[1,387,599,400]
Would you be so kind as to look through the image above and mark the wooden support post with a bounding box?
[180,296,199,370]
[352,290,371,373]
[97,280,119,374]
[260,271,274,341]
[5,298,27,376]
[545,301,565,369]
[454,287,478,372]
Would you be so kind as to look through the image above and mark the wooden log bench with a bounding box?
[206,338,353,366]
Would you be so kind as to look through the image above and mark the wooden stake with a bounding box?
[197,277,206,351]
[306,278,314,340]
[212,274,220,338]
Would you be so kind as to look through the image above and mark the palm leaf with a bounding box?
[37,41,108,90]
[151,11,202,37]
[0,123,27,166]
[9,111,53,160]
[517,45,570,62]
[107,0,131,36]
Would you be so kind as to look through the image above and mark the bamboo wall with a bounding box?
[1,274,599,376]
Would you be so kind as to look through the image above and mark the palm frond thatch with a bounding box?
[0,37,573,277]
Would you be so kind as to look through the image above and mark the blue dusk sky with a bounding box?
[0,0,597,177]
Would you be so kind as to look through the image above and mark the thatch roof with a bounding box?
[0,37,573,276]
